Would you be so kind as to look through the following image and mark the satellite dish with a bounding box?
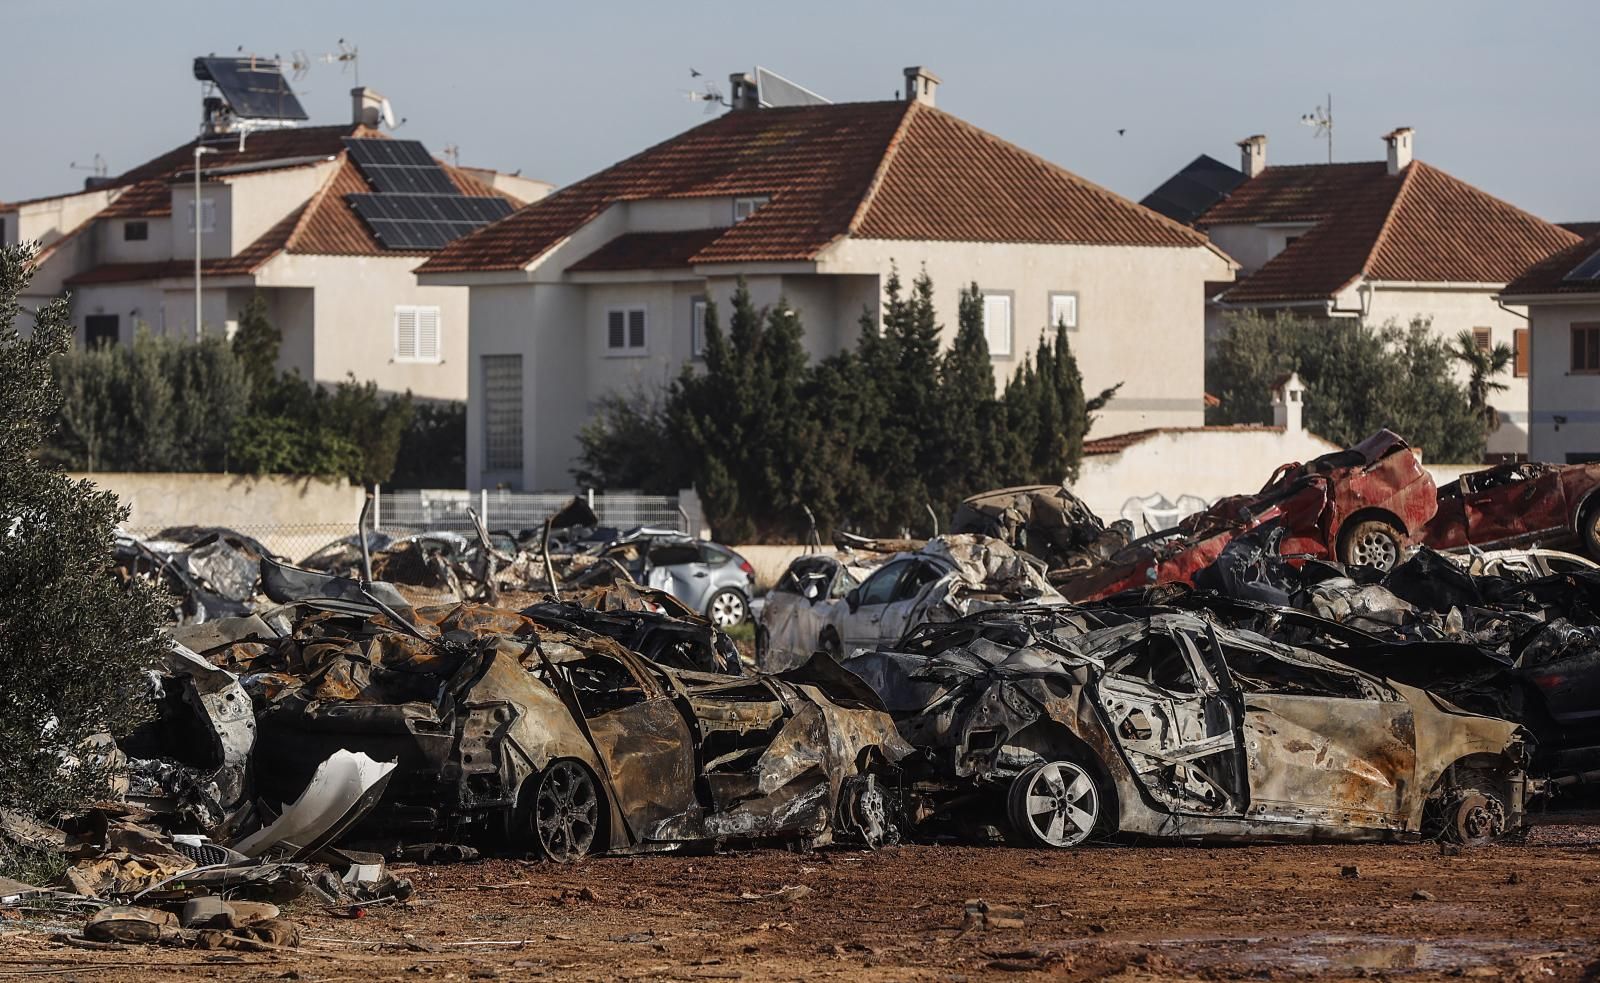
[380,98,397,129]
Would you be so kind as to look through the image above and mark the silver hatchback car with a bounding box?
[599,530,756,628]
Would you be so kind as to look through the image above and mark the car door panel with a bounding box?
[1240,693,1414,830]
[583,696,700,837]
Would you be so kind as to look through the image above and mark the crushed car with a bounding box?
[174,561,908,860]
[593,528,757,628]
[1055,430,1438,602]
[951,483,1134,580]
[1422,460,1600,561]
[115,526,281,623]
[757,534,1065,672]
[846,604,1533,847]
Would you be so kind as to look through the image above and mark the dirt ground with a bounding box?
[5,817,1600,982]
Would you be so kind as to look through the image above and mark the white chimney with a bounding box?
[351,87,386,127]
[1272,371,1306,432]
[1385,127,1414,175]
[1237,134,1267,178]
[728,72,759,111]
[903,66,940,107]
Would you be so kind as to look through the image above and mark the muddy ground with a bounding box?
[5,817,1600,982]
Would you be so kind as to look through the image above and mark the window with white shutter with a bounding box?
[394,305,442,363]
[1049,292,1078,331]
[606,307,647,353]
[982,293,1013,357]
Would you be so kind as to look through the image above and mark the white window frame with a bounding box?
[606,307,648,355]
[733,196,769,222]
[691,298,709,358]
[982,291,1013,358]
[186,197,216,234]
[1049,291,1079,331]
[394,305,442,363]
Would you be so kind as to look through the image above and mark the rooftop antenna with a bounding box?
[1300,93,1334,163]
[440,143,461,166]
[320,38,359,85]
[69,154,108,178]
[685,79,729,113]
[288,50,312,82]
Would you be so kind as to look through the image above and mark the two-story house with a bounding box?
[2,64,548,402]
[1163,129,1580,461]
[1500,232,1600,463]
[417,67,1234,491]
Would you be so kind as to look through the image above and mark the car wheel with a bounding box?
[1006,760,1101,848]
[1429,787,1509,846]
[1582,504,1600,561]
[705,588,748,628]
[531,760,601,862]
[1339,519,1403,571]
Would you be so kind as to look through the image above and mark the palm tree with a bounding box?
[1450,330,1514,431]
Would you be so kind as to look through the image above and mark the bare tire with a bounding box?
[1340,519,1403,571]
[706,588,748,628]
[531,760,601,862]
[1007,760,1101,848]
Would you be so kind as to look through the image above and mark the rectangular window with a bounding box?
[1049,291,1079,330]
[691,298,708,357]
[123,220,148,242]
[1574,323,1600,374]
[733,196,769,222]
[482,354,523,472]
[84,314,119,348]
[1472,327,1492,352]
[394,305,442,363]
[982,293,1013,357]
[186,198,215,233]
[1514,328,1529,378]
[606,307,647,353]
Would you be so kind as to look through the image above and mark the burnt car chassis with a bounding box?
[844,605,1532,848]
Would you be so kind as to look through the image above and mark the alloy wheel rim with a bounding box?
[1354,530,1398,570]
[536,761,598,861]
[710,592,744,627]
[1023,762,1098,848]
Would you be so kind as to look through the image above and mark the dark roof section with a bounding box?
[567,229,730,272]
[1561,221,1600,238]
[1202,161,1580,304]
[1502,232,1600,298]
[1140,154,1247,226]
[419,100,1206,274]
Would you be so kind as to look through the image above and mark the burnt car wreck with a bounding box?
[845,605,1532,847]
[169,568,908,861]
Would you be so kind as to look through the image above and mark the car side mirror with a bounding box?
[846,587,861,613]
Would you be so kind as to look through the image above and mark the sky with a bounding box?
[4,0,1598,222]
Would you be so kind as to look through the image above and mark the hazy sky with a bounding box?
[5,0,1597,221]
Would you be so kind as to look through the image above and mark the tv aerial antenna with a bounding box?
[1300,93,1333,163]
[684,76,729,114]
[69,154,108,178]
[440,143,461,166]
[287,50,313,82]
[321,38,360,85]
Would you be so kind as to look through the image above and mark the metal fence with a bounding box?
[124,491,687,566]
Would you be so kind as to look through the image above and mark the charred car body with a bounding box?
[115,526,281,624]
[757,535,1064,672]
[178,568,907,861]
[951,484,1134,581]
[845,605,1531,847]
[1423,461,1600,561]
[1056,431,1438,603]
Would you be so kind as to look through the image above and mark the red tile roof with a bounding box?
[567,228,730,272]
[1083,424,1289,457]
[1502,232,1600,298]
[1201,161,1579,304]
[419,101,1205,275]
[99,180,176,218]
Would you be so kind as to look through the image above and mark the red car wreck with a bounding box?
[1058,431,1438,602]
[1421,461,1600,561]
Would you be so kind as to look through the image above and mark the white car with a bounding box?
[756,535,1063,672]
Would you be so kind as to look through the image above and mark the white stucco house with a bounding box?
[1,87,549,402]
[418,67,1235,491]
[1499,232,1600,464]
[1167,129,1580,462]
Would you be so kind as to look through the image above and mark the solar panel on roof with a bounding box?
[347,193,514,250]
[193,57,308,121]
[1563,249,1600,283]
[344,138,459,195]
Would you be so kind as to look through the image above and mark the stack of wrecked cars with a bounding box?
[757,534,1065,671]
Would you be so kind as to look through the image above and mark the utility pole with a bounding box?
[192,144,215,339]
